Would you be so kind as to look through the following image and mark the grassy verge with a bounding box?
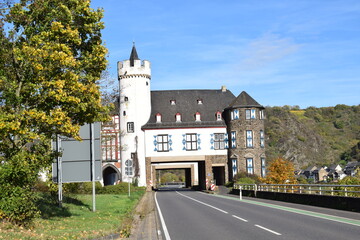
[0,190,145,240]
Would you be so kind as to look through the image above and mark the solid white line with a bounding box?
[176,191,228,214]
[232,215,248,222]
[155,192,172,240]
[255,224,282,236]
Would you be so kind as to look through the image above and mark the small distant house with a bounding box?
[344,161,360,177]
[312,167,328,182]
[326,164,346,181]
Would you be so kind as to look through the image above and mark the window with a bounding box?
[186,133,197,151]
[260,130,265,148]
[214,133,225,150]
[124,96,128,102]
[197,99,203,104]
[127,122,134,133]
[246,130,253,148]
[259,110,265,119]
[245,109,251,119]
[246,158,254,174]
[231,158,237,177]
[123,111,126,116]
[156,113,162,123]
[176,113,181,122]
[157,135,169,152]
[216,111,222,121]
[251,109,256,119]
[231,131,236,148]
[231,109,239,120]
[170,100,176,105]
[195,112,201,121]
[261,158,266,177]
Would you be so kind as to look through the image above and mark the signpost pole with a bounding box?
[90,123,96,212]
[128,177,131,197]
[56,135,63,208]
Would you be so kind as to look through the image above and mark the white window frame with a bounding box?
[157,135,169,152]
[214,133,225,150]
[245,109,251,120]
[186,133,197,151]
[259,110,265,119]
[176,113,181,122]
[260,130,265,148]
[156,113,162,123]
[195,112,201,121]
[261,158,266,177]
[246,158,254,174]
[246,130,253,148]
[251,109,256,119]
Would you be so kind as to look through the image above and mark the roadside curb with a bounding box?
[128,191,163,240]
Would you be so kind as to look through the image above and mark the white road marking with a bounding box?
[232,215,248,222]
[155,192,172,240]
[255,224,282,236]
[176,191,228,214]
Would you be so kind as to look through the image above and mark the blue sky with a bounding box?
[91,0,360,108]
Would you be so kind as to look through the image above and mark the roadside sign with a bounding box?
[52,122,102,183]
[124,159,133,176]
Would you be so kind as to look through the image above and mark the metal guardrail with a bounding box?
[234,183,360,197]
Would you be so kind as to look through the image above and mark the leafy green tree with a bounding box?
[0,0,109,225]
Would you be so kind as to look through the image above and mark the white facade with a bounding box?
[144,127,228,158]
[144,127,228,187]
[118,57,151,186]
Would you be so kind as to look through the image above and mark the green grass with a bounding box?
[0,190,145,240]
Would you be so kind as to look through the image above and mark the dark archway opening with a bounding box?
[103,166,119,186]
[213,166,225,185]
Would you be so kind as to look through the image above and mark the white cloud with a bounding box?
[237,33,301,71]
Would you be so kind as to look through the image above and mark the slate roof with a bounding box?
[129,44,140,67]
[226,91,264,110]
[142,89,235,129]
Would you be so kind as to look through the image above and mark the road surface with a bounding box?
[155,190,360,240]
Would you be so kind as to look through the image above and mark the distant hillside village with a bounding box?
[296,162,360,183]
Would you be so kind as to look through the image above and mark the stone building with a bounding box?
[115,44,266,189]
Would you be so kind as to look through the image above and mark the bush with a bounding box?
[0,185,39,225]
[233,171,261,184]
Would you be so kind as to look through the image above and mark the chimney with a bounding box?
[221,85,227,92]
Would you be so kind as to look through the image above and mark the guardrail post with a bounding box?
[331,187,334,196]
[319,186,322,195]
[254,184,257,197]
[345,187,347,197]
[239,186,242,200]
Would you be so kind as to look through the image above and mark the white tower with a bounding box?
[118,44,151,186]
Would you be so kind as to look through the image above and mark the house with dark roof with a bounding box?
[112,45,266,189]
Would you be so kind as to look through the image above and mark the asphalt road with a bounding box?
[155,190,360,240]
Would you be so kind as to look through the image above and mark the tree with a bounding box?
[0,0,109,225]
[262,157,296,184]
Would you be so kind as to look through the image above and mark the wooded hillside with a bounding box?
[265,105,360,170]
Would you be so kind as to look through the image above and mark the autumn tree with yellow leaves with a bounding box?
[0,0,109,224]
[262,157,297,184]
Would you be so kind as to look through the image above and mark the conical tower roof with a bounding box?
[129,43,140,66]
[226,91,264,109]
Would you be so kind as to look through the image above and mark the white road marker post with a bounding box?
[239,185,242,200]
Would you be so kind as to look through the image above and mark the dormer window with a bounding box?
[197,99,203,104]
[176,112,181,122]
[195,112,201,121]
[216,111,222,121]
[156,113,162,123]
[170,100,176,105]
